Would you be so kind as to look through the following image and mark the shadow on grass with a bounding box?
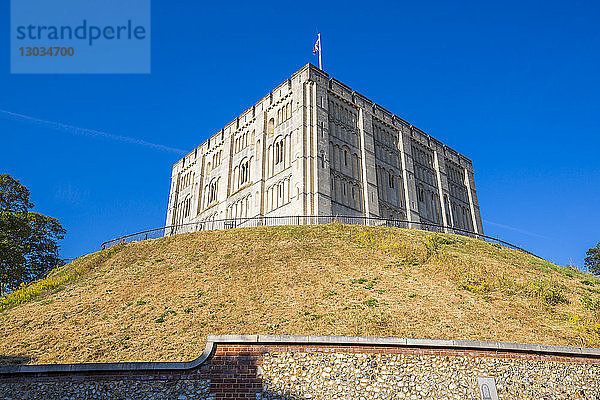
[0,354,33,366]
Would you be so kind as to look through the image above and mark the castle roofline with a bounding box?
[292,63,329,80]
[173,62,474,169]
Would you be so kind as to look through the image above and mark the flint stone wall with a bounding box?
[0,335,599,400]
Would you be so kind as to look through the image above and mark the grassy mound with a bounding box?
[1,223,599,366]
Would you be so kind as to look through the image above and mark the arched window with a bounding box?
[417,184,424,203]
[207,179,218,204]
[352,153,359,178]
[239,159,250,186]
[268,118,275,135]
[286,178,291,202]
[329,142,335,167]
[274,138,285,165]
[246,159,251,181]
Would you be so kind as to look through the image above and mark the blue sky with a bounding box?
[1,0,598,268]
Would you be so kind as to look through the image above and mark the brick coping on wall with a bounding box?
[2,335,600,375]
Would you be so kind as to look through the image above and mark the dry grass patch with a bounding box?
[0,223,599,365]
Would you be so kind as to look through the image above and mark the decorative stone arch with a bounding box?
[334,144,342,170]
[232,165,239,190]
[340,177,348,203]
[273,135,285,166]
[341,145,351,169]
[238,157,251,187]
[285,133,292,166]
[270,185,276,210]
[206,178,219,205]
[329,141,335,168]
[417,183,425,203]
[267,118,275,135]
[352,153,360,179]
[388,169,395,189]
[286,177,291,203]
[247,155,254,181]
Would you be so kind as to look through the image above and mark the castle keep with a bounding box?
[166,64,483,234]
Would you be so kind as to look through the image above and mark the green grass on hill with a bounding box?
[1,223,599,366]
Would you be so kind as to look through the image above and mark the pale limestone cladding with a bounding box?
[166,64,483,234]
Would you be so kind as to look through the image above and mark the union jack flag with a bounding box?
[313,36,320,55]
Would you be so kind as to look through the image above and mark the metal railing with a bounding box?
[100,215,540,259]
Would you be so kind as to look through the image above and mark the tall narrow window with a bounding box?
[274,139,284,165]
[268,118,275,135]
[239,160,250,186]
[208,180,218,204]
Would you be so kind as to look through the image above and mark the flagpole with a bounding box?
[318,33,322,70]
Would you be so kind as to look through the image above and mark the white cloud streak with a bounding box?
[0,109,186,155]
[483,219,550,240]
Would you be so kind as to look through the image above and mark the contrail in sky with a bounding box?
[483,219,550,240]
[0,109,186,155]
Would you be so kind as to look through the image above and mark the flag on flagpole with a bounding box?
[313,33,322,70]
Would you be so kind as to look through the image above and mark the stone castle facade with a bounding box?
[166,63,483,234]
